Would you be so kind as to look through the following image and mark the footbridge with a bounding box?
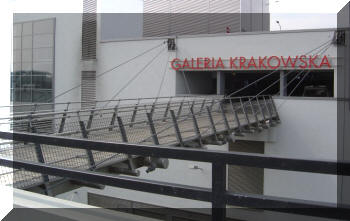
[0,95,279,192]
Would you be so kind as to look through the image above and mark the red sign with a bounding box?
[170,55,331,70]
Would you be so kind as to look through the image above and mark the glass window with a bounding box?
[13,89,21,102]
[12,18,55,103]
[33,48,53,62]
[33,19,54,35]
[32,75,52,89]
[13,63,21,72]
[13,23,22,37]
[21,88,32,102]
[21,62,32,72]
[33,90,52,102]
[22,22,32,36]
[33,62,53,74]
[13,37,21,50]
[11,75,21,88]
[33,34,54,48]
[286,70,334,97]
[21,75,32,88]
[22,36,32,49]
[13,50,21,63]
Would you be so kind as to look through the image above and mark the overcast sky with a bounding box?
[11,0,350,30]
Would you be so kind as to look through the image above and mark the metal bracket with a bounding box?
[334,30,346,45]
[167,38,176,51]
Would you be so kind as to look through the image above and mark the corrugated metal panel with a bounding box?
[208,13,240,33]
[170,13,209,35]
[170,0,209,13]
[144,0,170,13]
[82,0,97,60]
[81,71,96,109]
[143,0,242,37]
[209,0,240,13]
[144,0,240,13]
[143,13,171,37]
[228,140,264,194]
[83,0,96,13]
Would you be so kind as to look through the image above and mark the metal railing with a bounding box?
[0,95,280,190]
[0,131,349,221]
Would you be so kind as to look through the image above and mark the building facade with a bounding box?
[11,1,350,220]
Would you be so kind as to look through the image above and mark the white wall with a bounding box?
[264,98,337,203]
[14,13,83,109]
[96,39,177,102]
[96,29,337,101]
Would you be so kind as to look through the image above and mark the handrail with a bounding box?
[0,131,348,175]
[0,131,349,221]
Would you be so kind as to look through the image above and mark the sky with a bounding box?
[9,0,350,30]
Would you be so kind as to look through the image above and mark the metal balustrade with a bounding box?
[0,131,349,221]
[0,95,280,191]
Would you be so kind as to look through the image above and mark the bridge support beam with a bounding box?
[217,71,225,95]
[280,70,287,96]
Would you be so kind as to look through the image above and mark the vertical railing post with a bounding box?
[207,106,219,142]
[177,98,184,117]
[150,98,157,117]
[263,96,275,126]
[256,97,268,128]
[199,98,206,115]
[77,112,96,171]
[109,104,119,131]
[170,110,184,146]
[249,98,261,131]
[219,101,231,136]
[190,106,203,147]
[229,99,243,135]
[209,99,215,111]
[269,95,281,122]
[162,97,172,122]
[130,98,140,127]
[212,161,226,221]
[190,100,196,110]
[86,108,95,130]
[146,112,161,173]
[29,122,52,196]
[117,116,137,173]
[240,98,252,131]
[146,112,160,145]
[58,103,70,133]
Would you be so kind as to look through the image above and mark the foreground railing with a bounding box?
[0,131,349,221]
